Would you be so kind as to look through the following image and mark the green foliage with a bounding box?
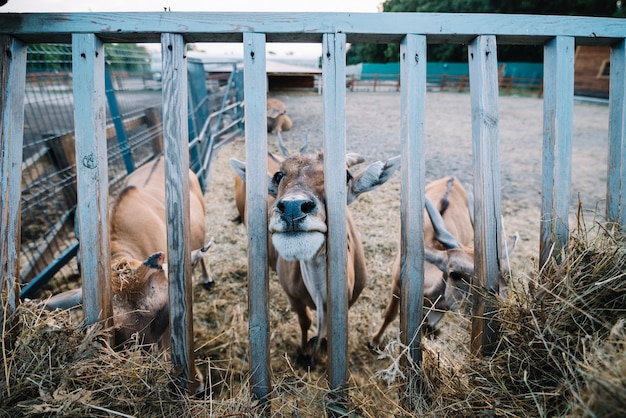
[347,0,625,64]
[105,44,151,72]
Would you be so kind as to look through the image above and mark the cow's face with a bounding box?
[230,151,400,262]
[111,252,169,347]
[442,247,475,312]
[268,152,328,261]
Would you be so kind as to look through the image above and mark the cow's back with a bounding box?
[110,156,206,259]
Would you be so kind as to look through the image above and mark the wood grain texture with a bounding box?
[608,41,626,227]
[161,33,195,394]
[243,32,271,402]
[399,34,427,365]
[0,35,26,316]
[540,36,574,268]
[2,13,624,46]
[468,35,503,357]
[72,33,112,327]
[322,32,348,391]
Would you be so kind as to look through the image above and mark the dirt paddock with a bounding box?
[190,90,610,408]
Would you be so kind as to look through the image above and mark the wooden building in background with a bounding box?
[574,45,610,99]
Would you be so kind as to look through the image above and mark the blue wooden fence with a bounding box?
[1,11,625,407]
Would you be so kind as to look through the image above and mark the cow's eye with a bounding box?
[273,171,284,184]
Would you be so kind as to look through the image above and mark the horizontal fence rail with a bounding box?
[2,11,625,408]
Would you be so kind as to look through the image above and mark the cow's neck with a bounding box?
[300,254,327,341]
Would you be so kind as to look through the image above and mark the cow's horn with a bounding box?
[425,197,461,249]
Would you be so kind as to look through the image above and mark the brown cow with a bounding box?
[42,156,212,363]
[231,150,400,367]
[370,176,518,348]
[267,98,293,135]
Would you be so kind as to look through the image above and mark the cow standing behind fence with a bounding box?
[232,150,400,367]
[371,176,518,348]
[42,156,213,390]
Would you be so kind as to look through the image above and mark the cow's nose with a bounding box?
[277,197,316,221]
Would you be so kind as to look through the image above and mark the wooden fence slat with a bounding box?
[322,32,348,392]
[1,35,27,316]
[399,34,427,366]
[243,32,271,404]
[607,40,626,227]
[161,33,195,394]
[468,35,504,356]
[540,36,574,268]
[4,13,626,46]
[72,33,111,327]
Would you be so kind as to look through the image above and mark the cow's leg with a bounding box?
[291,302,314,368]
[200,258,214,291]
[370,288,400,349]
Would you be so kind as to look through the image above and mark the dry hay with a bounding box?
[4,92,623,416]
[4,215,623,416]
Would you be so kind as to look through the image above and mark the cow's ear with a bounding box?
[268,171,281,197]
[230,158,246,182]
[346,152,365,168]
[143,252,165,269]
[347,155,400,204]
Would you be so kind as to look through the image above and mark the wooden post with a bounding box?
[540,36,574,268]
[243,32,271,409]
[162,33,196,395]
[399,33,427,408]
[1,35,27,318]
[72,33,112,329]
[468,35,504,357]
[607,40,626,228]
[323,31,348,398]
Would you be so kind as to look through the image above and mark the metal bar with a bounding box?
[540,36,574,268]
[468,35,504,357]
[607,39,626,227]
[1,35,27,316]
[20,242,79,299]
[72,33,111,327]
[162,33,196,395]
[322,32,348,392]
[105,64,135,174]
[243,32,271,405]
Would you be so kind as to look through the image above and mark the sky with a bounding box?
[1,0,385,59]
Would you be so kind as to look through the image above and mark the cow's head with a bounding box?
[422,197,518,312]
[231,151,400,262]
[111,243,213,348]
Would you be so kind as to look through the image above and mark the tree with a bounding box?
[347,0,624,63]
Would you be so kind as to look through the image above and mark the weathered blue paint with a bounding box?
[540,36,575,268]
[608,40,626,226]
[399,34,427,366]
[322,32,348,392]
[468,35,504,356]
[0,36,27,316]
[72,33,112,326]
[2,13,625,46]
[161,33,196,395]
[243,32,271,403]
